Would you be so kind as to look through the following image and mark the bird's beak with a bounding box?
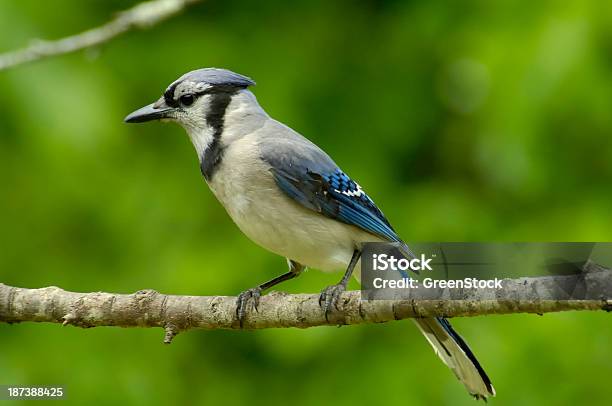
[124,98,174,123]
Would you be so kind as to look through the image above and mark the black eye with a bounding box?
[180,94,194,106]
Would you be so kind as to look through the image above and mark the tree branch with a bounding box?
[0,0,202,71]
[1,261,610,343]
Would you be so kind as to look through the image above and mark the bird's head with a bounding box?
[125,68,259,159]
[125,67,255,127]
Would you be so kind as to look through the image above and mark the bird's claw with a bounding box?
[319,283,346,320]
[236,287,262,327]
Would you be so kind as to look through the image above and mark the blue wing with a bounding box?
[260,130,416,267]
[271,164,403,243]
[259,129,414,255]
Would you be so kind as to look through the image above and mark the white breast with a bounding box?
[206,132,379,272]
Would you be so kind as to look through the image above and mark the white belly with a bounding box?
[207,135,381,272]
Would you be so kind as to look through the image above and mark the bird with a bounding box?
[124,68,495,400]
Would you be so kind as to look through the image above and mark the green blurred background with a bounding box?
[1,0,611,404]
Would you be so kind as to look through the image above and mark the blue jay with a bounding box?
[125,68,495,399]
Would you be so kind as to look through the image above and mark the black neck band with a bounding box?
[200,91,235,181]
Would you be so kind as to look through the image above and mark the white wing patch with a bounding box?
[334,183,365,197]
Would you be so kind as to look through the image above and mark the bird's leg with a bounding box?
[236,260,305,327]
[319,249,361,320]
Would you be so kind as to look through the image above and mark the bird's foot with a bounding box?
[236,287,262,328]
[319,283,346,321]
